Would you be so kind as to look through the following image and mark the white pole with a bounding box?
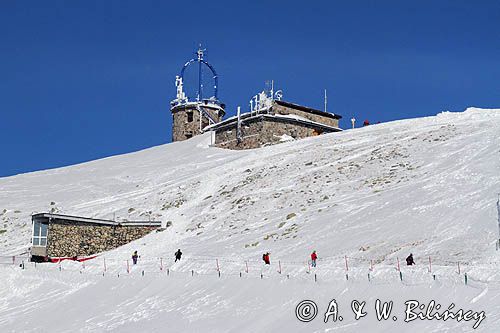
[324,89,327,113]
[350,117,356,129]
[237,106,242,143]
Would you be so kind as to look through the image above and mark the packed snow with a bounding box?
[0,107,500,332]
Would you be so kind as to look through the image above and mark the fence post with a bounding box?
[192,270,194,277]
[245,261,249,273]
[464,273,468,285]
[160,257,163,271]
[278,260,282,274]
[368,272,371,282]
[457,261,461,275]
[127,260,130,274]
[399,271,403,281]
[216,259,220,273]
[345,255,349,281]
[314,273,317,282]
[167,268,170,276]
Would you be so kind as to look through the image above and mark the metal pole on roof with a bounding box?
[324,89,327,113]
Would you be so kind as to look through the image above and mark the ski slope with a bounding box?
[0,107,500,332]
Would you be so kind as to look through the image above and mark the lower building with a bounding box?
[30,213,161,261]
[207,100,342,150]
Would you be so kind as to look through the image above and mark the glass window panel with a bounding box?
[33,222,41,236]
[33,237,40,246]
[40,238,47,246]
[40,223,48,237]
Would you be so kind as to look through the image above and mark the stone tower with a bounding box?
[170,48,225,142]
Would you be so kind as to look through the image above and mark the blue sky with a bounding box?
[0,1,499,177]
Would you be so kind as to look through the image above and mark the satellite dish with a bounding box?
[274,90,283,101]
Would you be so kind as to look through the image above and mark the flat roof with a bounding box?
[32,213,162,227]
[206,112,342,133]
[274,100,342,120]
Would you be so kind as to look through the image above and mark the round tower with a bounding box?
[170,47,225,142]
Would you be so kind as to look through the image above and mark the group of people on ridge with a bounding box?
[132,249,416,268]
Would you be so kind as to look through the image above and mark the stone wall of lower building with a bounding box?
[214,117,336,150]
[214,120,263,150]
[272,103,340,128]
[46,222,157,257]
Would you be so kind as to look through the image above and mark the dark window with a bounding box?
[187,112,193,123]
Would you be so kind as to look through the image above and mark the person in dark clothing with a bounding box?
[363,120,370,126]
[406,253,415,266]
[262,252,270,265]
[174,249,182,262]
[132,251,139,265]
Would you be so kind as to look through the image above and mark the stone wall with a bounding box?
[214,120,263,150]
[46,221,157,257]
[171,104,224,142]
[272,103,340,128]
[214,117,336,150]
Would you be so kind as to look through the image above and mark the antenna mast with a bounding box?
[324,89,327,113]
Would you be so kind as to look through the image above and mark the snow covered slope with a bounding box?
[0,107,500,332]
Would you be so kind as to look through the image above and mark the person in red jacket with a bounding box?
[311,250,318,267]
[262,252,270,265]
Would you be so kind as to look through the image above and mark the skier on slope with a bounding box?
[132,251,139,265]
[174,249,183,262]
[406,253,415,266]
[311,250,318,267]
[262,252,270,265]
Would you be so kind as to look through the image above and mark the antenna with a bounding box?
[324,89,327,113]
[350,117,356,129]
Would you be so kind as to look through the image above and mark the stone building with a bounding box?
[171,101,225,141]
[206,99,342,150]
[170,48,225,142]
[30,213,161,261]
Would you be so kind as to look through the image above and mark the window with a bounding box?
[33,221,48,246]
[187,111,193,123]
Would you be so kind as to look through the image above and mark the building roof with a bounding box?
[32,213,162,227]
[274,100,342,120]
[205,111,342,132]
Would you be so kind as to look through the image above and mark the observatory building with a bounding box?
[170,48,342,148]
[170,48,225,142]
[205,88,342,150]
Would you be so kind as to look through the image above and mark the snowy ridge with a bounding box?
[1,107,500,332]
